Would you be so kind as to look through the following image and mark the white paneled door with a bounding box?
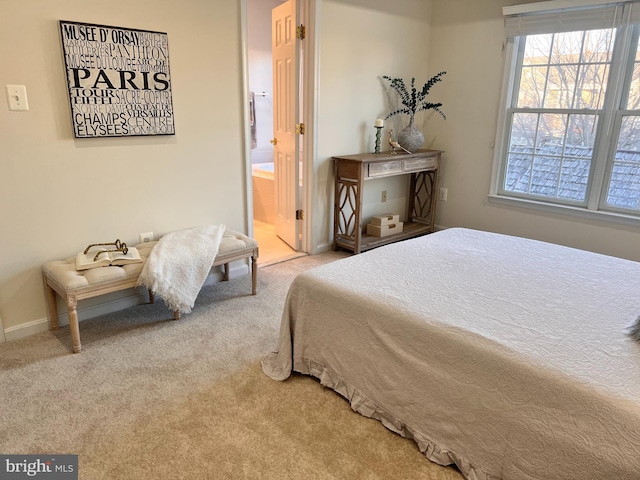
[272,0,300,250]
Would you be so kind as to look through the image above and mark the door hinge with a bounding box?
[296,24,306,40]
[296,123,305,135]
[296,209,305,220]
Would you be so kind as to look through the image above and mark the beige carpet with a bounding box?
[0,252,463,480]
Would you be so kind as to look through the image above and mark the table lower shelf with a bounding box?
[334,221,433,253]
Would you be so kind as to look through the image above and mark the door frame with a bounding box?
[240,0,318,254]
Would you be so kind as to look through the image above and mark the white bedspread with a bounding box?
[262,228,640,479]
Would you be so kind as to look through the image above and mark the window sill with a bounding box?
[486,194,640,228]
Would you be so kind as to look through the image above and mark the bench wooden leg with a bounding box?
[173,310,180,320]
[66,295,82,353]
[223,263,230,281]
[251,255,257,295]
[43,274,59,330]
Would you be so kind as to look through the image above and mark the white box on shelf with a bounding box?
[370,213,400,226]
[366,221,403,237]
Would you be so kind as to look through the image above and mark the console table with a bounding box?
[332,149,442,254]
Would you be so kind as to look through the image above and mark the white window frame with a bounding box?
[489,0,640,227]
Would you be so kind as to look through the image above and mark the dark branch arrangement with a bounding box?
[382,72,447,120]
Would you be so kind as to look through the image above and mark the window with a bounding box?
[492,1,640,221]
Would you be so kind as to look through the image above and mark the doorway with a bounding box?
[246,0,309,266]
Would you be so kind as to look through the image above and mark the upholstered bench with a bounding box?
[43,229,259,353]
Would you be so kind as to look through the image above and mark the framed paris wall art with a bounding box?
[59,20,175,138]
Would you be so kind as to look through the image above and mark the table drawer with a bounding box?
[368,160,403,178]
[404,156,437,172]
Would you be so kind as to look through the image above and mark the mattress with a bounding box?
[262,228,640,479]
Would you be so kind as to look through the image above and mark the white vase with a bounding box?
[397,116,424,153]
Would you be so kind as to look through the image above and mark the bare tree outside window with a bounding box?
[506,29,614,202]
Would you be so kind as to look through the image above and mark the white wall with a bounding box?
[0,0,247,332]
[428,0,640,261]
[313,0,434,251]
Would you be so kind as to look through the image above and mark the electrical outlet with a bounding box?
[381,190,387,203]
[438,188,448,202]
[139,232,154,243]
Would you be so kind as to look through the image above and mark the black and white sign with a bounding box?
[60,20,175,138]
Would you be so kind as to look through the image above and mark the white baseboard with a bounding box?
[2,264,249,342]
[313,242,333,254]
[4,317,51,341]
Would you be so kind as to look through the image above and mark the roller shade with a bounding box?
[504,1,640,37]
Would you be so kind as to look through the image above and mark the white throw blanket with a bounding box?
[137,224,226,314]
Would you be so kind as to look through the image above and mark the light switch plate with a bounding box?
[6,85,29,111]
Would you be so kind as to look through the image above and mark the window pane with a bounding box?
[510,112,538,147]
[616,115,640,153]
[523,34,552,66]
[551,31,584,64]
[517,29,614,110]
[626,37,640,110]
[548,31,584,109]
[558,159,590,200]
[627,63,640,110]
[536,113,567,148]
[559,115,597,201]
[505,113,596,202]
[505,113,537,193]
[545,64,578,109]
[582,29,614,64]
[517,66,548,108]
[575,63,609,109]
[505,151,532,193]
[606,164,640,209]
[566,114,597,150]
[531,156,560,196]
[606,116,640,210]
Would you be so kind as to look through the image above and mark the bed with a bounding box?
[262,228,640,479]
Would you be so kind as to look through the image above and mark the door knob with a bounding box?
[270,138,278,146]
